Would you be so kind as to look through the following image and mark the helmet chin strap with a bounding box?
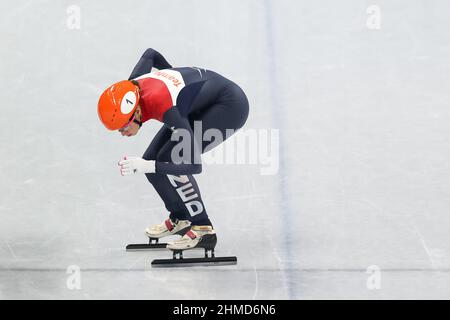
[133,105,143,128]
[133,118,142,128]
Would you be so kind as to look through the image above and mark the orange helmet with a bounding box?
[98,80,140,130]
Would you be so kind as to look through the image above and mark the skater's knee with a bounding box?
[156,148,172,163]
[142,150,156,161]
[142,146,159,160]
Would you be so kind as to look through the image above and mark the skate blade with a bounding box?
[126,243,168,251]
[125,244,205,251]
[151,256,237,268]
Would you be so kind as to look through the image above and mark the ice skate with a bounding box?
[126,218,191,251]
[145,218,191,239]
[166,225,217,251]
[151,226,237,267]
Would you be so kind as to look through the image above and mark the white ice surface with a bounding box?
[1,0,450,299]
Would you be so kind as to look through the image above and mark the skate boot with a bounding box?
[145,218,191,239]
[166,225,217,251]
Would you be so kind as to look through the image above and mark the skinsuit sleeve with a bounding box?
[128,48,173,80]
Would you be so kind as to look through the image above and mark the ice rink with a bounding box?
[1,0,450,299]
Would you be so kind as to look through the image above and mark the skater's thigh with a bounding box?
[142,126,172,160]
[189,76,228,113]
[191,101,249,153]
[154,90,249,161]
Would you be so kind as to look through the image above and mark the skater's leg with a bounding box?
[142,125,172,161]
[143,79,249,230]
[165,82,249,251]
[155,80,249,227]
[155,142,212,226]
[190,80,249,152]
[142,126,175,215]
[142,125,211,226]
[142,126,193,237]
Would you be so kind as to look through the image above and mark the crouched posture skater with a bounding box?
[97,48,249,251]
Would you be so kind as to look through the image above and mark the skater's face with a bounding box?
[119,106,142,137]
